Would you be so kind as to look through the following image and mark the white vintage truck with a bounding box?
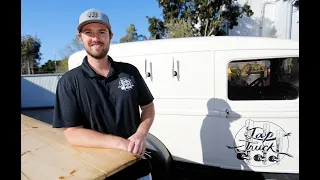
[68,36,299,179]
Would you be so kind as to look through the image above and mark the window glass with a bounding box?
[228,57,299,100]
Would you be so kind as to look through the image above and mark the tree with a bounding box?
[39,57,68,74]
[120,24,147,43]
[147,0,254,39]
[146,16,166,39]
[57,57,69,73]
[60,35,84,58]
[166,18,194,38]
[21,35,42,74]
[39,60,56,74]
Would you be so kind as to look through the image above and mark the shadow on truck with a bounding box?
[172,98,265,180]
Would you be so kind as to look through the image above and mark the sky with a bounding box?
[22,0,163,66]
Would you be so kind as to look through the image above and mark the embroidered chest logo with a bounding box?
[118,77,134,91]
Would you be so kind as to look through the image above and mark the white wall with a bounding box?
[21,74,62,108]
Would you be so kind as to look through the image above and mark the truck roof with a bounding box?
[68,36,299,69]
[109,36,299,57]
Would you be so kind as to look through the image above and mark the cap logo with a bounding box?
[87,11,99,19]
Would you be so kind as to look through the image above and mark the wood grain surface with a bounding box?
[21,114,139,180]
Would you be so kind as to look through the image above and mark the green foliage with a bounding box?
[120,24,147,43]
[166,18,194,38]
[146,16,166,39]
[39,60,56,74]
[230,66,242,80]
[21,35,42,74]
[57,57,69,73]
[147,0,254,39]
[39,57,68,74]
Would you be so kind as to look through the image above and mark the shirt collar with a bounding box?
[81,55,122,78]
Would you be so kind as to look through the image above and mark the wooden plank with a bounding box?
[21,172,30,180]
[21,114,140,179]
[65,147,139,177]
[22,134,107,180]
[22,121,69,151]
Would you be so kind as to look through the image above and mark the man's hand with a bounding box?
[116,138,131,151]
[127,131,146,157]
[127,102,154,157]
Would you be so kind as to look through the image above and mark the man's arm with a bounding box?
[126,65,155,156]
[127,102,155,156]
[64,126,130,151]
[136,102,155,136]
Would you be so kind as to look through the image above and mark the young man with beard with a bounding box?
[52,8,155,180]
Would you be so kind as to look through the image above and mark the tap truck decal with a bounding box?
[227,119,293,167]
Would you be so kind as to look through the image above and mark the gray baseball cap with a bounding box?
[77,9,111,32]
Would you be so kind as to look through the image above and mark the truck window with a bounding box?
[228,57,299,100]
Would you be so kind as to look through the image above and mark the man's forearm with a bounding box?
[64,127,129,150]
[136,102,155,136]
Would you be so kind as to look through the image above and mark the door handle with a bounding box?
[172,58,180,81]
[145,59,153,81]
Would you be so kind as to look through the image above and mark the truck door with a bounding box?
[214,49,299,174]
[113,51,221,166]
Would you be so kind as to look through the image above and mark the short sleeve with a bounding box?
[52,76,83,128]
[134,67,154,106]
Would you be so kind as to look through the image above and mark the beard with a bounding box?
[84,43,109,59]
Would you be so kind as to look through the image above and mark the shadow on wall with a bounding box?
[21,77,56,125]
[21,77,56,108]
[229,16,277,38]
[200,98,265,179]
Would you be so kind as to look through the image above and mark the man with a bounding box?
[52,8,155,180]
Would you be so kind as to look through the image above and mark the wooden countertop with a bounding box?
[21,114,139,180]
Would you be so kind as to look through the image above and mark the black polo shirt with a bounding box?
[52,55,154,139]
